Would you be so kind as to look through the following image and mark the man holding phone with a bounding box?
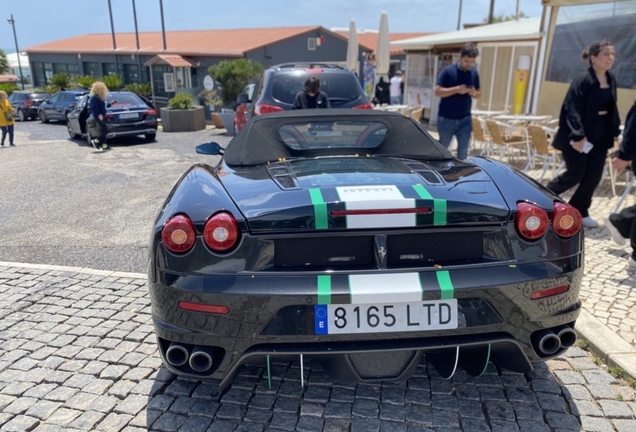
[435,43,481,160]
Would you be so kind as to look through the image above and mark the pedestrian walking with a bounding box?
[435,43,481,160]
[547,39,621,228]
[374,77,390,106]
[390,71,403,105]
[604,97,636,266]
[0,90,16,147]
[292,77,330,110]
[88,81,112,150]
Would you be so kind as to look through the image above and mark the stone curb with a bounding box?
[0,260,147,279]
[576,309,636,381]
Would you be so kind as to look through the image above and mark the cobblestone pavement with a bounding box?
[1,264,636,431]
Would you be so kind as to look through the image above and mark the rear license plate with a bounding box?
[314,300,457,335]
[119,113,139,119]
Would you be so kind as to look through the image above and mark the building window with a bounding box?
[307,38,316,51]
[54,63,68,74]
[84,62,101,77]
[191,68,199,88]
[68,64,79,75]
[43,63,53,82]
[32,62,46,87]
[152,65,172,97]
[124,64,141,84]
[103,63,117,76]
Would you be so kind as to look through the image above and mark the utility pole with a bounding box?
[488,0,495,24]
[516,0,520,20]
[132,0,140,50]
[457,0,463,30]
[107,0,119,74]
[159,0,167,50]
[7,15,24,90]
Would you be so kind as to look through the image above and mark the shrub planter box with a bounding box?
[160,106,206,132]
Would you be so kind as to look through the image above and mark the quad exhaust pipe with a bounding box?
[555,325,577,348]
[531,325,577,356]
[166,342,189,367]
[189,346,215,372]
[532,329,561,355]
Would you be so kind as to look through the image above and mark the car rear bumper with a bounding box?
[106,128,157,138]
[149,258,583,389]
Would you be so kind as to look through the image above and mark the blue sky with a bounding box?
[1,0,543,53]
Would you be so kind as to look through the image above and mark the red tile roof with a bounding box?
[25,26,339,57]
[144,54,198,67]
[337,31,438,56]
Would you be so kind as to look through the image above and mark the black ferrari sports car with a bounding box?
[149,109,583,390]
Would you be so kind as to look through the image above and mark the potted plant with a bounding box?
[208,59,263,131]
[160,92,206,132]
[198,88,225,128]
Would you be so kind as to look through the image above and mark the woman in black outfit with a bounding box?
[547,39,621,228]
[604,98,636,267]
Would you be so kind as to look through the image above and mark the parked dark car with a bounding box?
[234,63,372,132]
[67,91,158,143]
[149,109,583,391]
[38,90,89,123]
[8,91,51,121]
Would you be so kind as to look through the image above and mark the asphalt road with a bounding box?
[0,120,233,273]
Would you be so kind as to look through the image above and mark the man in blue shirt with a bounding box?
[435,43,481,160]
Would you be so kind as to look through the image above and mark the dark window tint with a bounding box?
[107,93,145,106]
[279,121,387,150]
[271,73,363,106]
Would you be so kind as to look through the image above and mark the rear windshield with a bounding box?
[107,93,144,106]
[73,94,86,100]
[279,121,387,150]
[28,93,50,99]
[271,73,362,106]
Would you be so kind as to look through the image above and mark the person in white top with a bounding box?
[390,71,403,105]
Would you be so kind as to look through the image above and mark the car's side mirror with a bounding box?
[237,93,250,104]
[196,142,225,155]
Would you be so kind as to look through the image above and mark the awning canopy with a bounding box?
[393,18,542,50]
[144,54,198,68]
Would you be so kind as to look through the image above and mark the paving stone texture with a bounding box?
[0,264,635,431]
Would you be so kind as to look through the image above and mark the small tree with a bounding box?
[122,82,152,97]
[168,93,192,110]
[0,49,9,75]
[102,74,124,91]
[208,59,263,105]
[0,83,18,96]
[73,75,97,89]
[48,73,73,93]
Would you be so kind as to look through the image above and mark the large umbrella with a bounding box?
[346,20,359,73]
[375,11,390,83]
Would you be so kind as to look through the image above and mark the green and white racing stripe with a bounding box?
[336,185,416,229]
[316,271,455,304]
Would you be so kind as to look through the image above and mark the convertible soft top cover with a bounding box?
[224,109,453,166]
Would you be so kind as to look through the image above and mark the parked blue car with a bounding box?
[38,90,89,123]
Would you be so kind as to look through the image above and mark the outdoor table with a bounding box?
[471,109,507,118]
[492,114,552,124]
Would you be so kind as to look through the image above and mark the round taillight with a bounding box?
[553,202,582,238]
[162,214,196,253]
[204,212,240,252]
[515,202,549,240]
